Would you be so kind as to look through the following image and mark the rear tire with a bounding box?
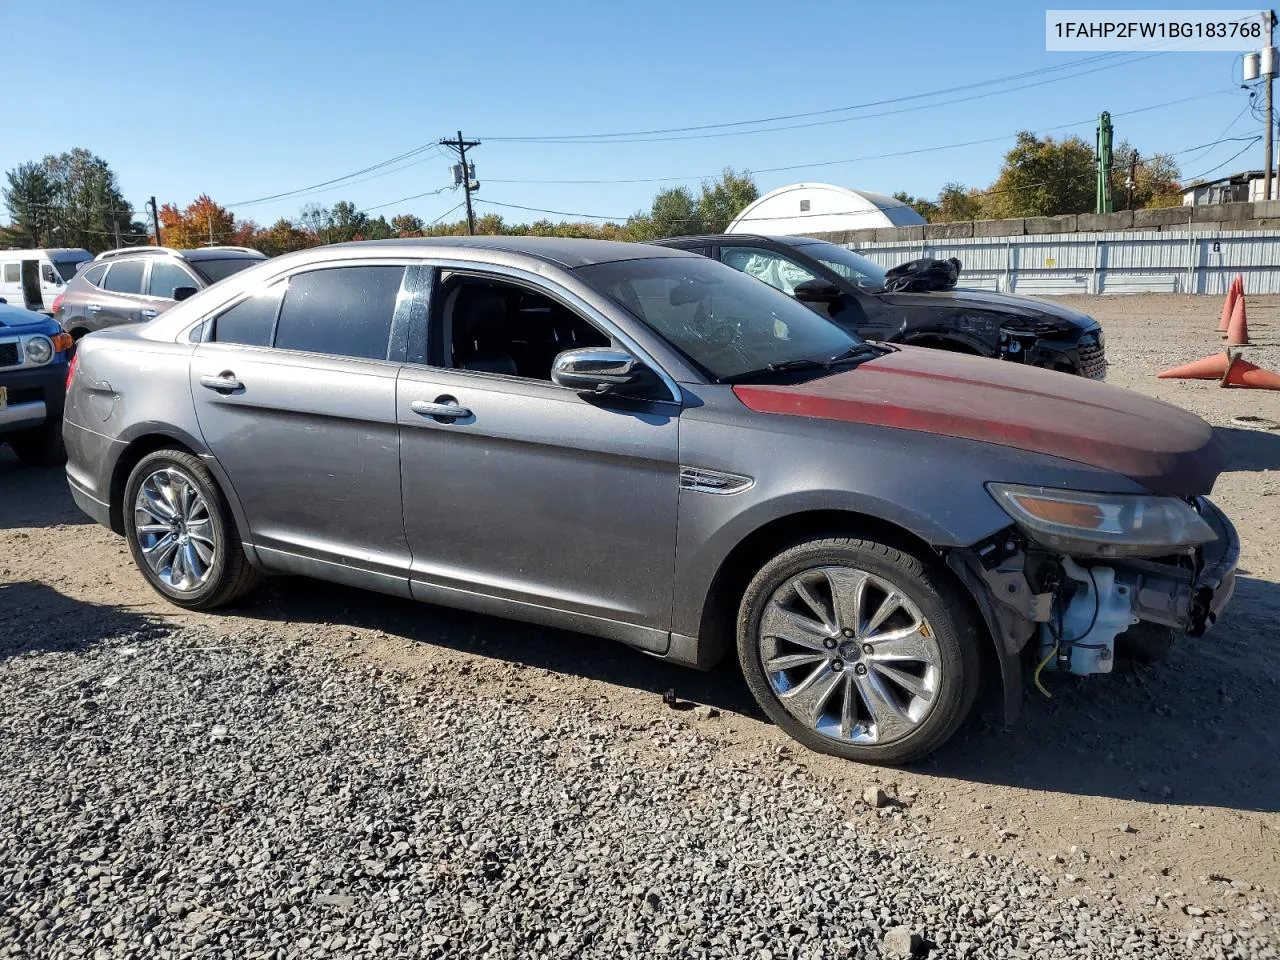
[123,449,260,609]
[9,419,65,467]
[737,536,981,765]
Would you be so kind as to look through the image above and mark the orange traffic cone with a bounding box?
[1219,276,1241,332]
[1156,352,1232,380]
[1225,295,1251,346]
[1223,353,1280,390]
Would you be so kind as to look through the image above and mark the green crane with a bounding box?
[1096,111,1114,214]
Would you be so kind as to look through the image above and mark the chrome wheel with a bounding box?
[758,566,942,746]
[133,468,217,592]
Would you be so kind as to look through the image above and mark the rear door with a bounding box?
[95,259,148,328]
[189,260,416,591]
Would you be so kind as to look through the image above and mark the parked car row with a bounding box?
[0,300,74,465]
[652,234,1107,379]
[58,237,1236,764]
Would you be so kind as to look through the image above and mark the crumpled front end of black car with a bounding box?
[998,319,1107,380]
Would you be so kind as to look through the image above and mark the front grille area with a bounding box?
[0,341,18,368]
[5,387,42,406]
[1077,334,1107,379]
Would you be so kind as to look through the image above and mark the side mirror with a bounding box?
[552,347,659,397]
[793,278,843,303]
[173,286,198,302]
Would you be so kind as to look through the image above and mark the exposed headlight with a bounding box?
[987,483,1216,557]
[24,335,54,365]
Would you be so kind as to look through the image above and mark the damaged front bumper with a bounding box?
[947,497,1239,720]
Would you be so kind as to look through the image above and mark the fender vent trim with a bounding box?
[680,466,754,495]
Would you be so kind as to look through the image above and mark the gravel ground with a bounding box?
[2,293,1279,958]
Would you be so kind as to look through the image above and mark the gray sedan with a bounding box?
[63,237,1238,764]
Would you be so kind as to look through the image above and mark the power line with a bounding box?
[480,52,1146,143]
[427,202,466,227]
[365,185,452,212]
[484,90,1231,185]
[226,144,443,207]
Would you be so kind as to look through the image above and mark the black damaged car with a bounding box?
[651,233,1106,379]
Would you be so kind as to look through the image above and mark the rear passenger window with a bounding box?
[102,260,144,294]
[212,286,284,347]
[149,261,197,298]
[273,266,405,360]
[81,263,108,287]
[2,264,17,283]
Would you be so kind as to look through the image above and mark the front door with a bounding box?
[189,262,414,589]
[397,269,681,642]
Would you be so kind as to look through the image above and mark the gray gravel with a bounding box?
[2,623,1274,960]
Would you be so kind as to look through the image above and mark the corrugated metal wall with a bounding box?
[846,229,1280,295]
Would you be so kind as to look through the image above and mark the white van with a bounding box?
[0,248,94,313]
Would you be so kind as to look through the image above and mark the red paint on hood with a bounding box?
[733,345,1224,497]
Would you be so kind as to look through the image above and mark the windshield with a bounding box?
[191,257,263,284]
[796,242,887,292]
[53,258,90,282]
[577,256,861,382]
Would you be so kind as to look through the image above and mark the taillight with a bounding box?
[65,353,78,389]
[50,294,64,317]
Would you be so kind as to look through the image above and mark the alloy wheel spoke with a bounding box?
[136,523,172,537]
[169,542,188,587]
[142,532,178,563]
[156,474,181,517]
[861,589,905,639]
[823,567,869,637]
[186,517,215,547]
[183,543,204,581]
[139,485,176,522]
[839,673,859,739]
[865,627,935,663]
[854,670,914,740]
[871,661,932,701]
[793,577,837,634]
[189,534,215,565]
[761,602,832,652]
[764,651,828,674]
[780,662,842,727]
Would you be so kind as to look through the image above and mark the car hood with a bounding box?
[0,302,58,335]
[875,287,1097,328]
[732,345,1224,497]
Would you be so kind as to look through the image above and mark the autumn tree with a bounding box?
[1114,142,1182,210]
[253,218,311,257]
[391,213,424,237]
[159,194,236,248]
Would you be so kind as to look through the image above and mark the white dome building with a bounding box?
[726,182,925,236]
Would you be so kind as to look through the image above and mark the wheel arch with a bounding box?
[692,507,1012,719]
[898,332,990,356]
[107,430,256,567]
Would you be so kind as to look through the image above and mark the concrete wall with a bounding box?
[805,200,1280,248]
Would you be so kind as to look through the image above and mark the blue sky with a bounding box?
[2,0,1266,228]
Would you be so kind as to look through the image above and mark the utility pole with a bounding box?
[208,215,214,247]
[146,196,162,246]
[1267,11,1277,200]
[1126,150,1138,210]
[113,215,122,250]
[440,130,481,234]
[1095,112,1114,214]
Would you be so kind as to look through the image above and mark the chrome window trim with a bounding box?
[417,258,683,406]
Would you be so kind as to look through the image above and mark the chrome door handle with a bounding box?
[411,398,471,420]
[199,373,243,392]
[140,308,157,318]
[88,304,101,312]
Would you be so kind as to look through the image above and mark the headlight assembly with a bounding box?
[24,335,54,365]
[987,483,1216,557]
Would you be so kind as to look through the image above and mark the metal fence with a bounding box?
[845,228,1280,296]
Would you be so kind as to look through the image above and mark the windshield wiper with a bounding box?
[719,343,883,383]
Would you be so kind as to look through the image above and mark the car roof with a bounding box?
[180,247,265,261]
[650,233,823,249]
[329,236,702,268]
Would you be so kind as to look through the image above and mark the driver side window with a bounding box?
[434,275,610,381]
[720,246,818,297]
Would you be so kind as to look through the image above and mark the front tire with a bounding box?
[123,449,260,609]
[737,537,981,765]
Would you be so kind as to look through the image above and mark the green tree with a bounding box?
[254,218,312,256]
[697,168,758,232]
[935,182,986,222]
[983,131,1095,218]
[1114,142,1182,210]
[3,149,138,252]
[624,185,700,241]
[1,162,57,246]
[329,201,369,242]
